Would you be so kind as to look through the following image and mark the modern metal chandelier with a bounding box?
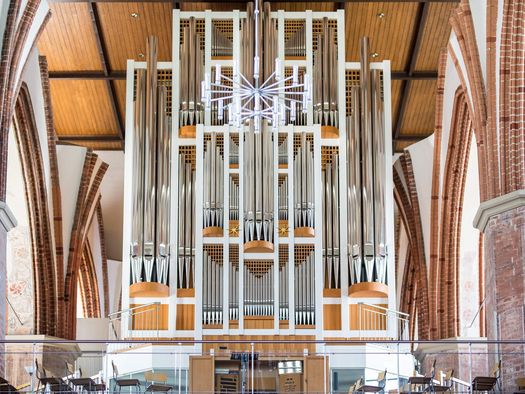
[201,0,312,132]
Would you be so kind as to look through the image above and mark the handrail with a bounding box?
[465,296,486,329]
[359,302,409,318]
[108,301,160,318]
[6,296,24,326]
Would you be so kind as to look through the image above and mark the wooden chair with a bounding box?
[35,360,71,393]
[402,362,435,394]
[355,370,387,393]
[349,377,364,393]
[471,360,501,393]
[112,361,141,393]
[144,371,172,393]
[427,369,454,393]
[0,378,19,393]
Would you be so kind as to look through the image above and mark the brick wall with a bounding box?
[483,205,525,392]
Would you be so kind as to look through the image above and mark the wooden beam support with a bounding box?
[88,2,124,141]
[49,71,126,80]
[395,134,429,141]
[57,135,122,142]
[393,2,430,141]
[49,0,459,3]
[391,71,438,80]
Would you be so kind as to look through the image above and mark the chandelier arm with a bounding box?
[258,71,276,89]
[260,75,294,91]
[219,74,247,89]
[239,72,256,90]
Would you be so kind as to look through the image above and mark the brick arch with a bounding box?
[1,0,50,200]
[62,153,108,339]
[436,88,473,339]
[449,0,499,201]
[78,240,101,319]
[12,83,58,336]
[499,0,525,194]
[394,152,430,340]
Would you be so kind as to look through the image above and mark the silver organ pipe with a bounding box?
[202,250,223,325]
[278,176,288,222]
[285,24,306,58]
[180,17,204,127]
[244,127,274,245]
[347,37,387,285]
[130,37,171,286]
[178,153,195,289]
[323,154,340,289]
[313,18,338,127]
[279,261,288,320]
[229,177,239,221]
[212,24,233,58]
[244,263,274,316]
[295,251,315,325]
[203,133,224,230]
[294,133,314,229]
[229,261,239,320]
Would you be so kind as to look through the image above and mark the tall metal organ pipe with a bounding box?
[203,134,224,231]
[294,133,314,229]
[178,154,195,289]
[244,126,274,246]
[347,37,387,285]
[180,17,204,127]
[130,37,171,286]
[313,18,338,127]
[323,154,340,289]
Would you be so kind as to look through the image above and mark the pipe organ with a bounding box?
[124,3,395,341]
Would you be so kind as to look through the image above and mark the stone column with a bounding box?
[474,189,525,392]
[0,201,18,376]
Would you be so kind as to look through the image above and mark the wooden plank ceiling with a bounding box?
[39,1,456,152]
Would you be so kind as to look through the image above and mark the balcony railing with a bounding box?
[1,338,523,393]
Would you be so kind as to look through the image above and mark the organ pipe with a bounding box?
[180,17,204,127]
[244,126,274,246]
[244,264,274,316]
[347,37,387,285]
[313,18,338,127]
[130,37,171,286]
[178,154,195,289]
[202,251,223,325]
[203,134,224,231]
[295,251,315,325]
[323,155,340,289]
[294,133,314,229]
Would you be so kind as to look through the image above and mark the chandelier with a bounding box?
[201,0,312,132]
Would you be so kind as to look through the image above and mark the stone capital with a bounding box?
[473,189,525,232]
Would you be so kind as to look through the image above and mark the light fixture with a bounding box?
[371,52,379,58]
[130,12,140,18]
[138,52,145,59]
[201,0,312,133]
[377,12,385,19]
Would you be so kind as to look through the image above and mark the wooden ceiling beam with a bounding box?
[49,0,459,3]
[49,71,127,80]
[88,2,124,141]
[49,70,438,81]
[57,135,122,142]
[393,2,429,141]
[395,134,429,141]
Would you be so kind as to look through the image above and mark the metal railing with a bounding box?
[0,338,523,393]
[108,302,161,340]
[357,302,409,340]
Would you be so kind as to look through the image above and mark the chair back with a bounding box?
[429,359,437,379]
[112,361,119,380]
[443,369,454,387]
[378,370,387,388]
[145,371,168,384]
[35,360,46,380]
[492,360,501,378]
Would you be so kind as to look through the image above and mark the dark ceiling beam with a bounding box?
[49,71,126,80]
[57,135,123,142]
[88,2,125,142]
[393,2,429,141]
[49,0,459,3]
[396,134,429,141]
[49,70,439,81]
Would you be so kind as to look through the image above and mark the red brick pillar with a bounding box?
[474,190,525,392]
[0,201,18,376]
